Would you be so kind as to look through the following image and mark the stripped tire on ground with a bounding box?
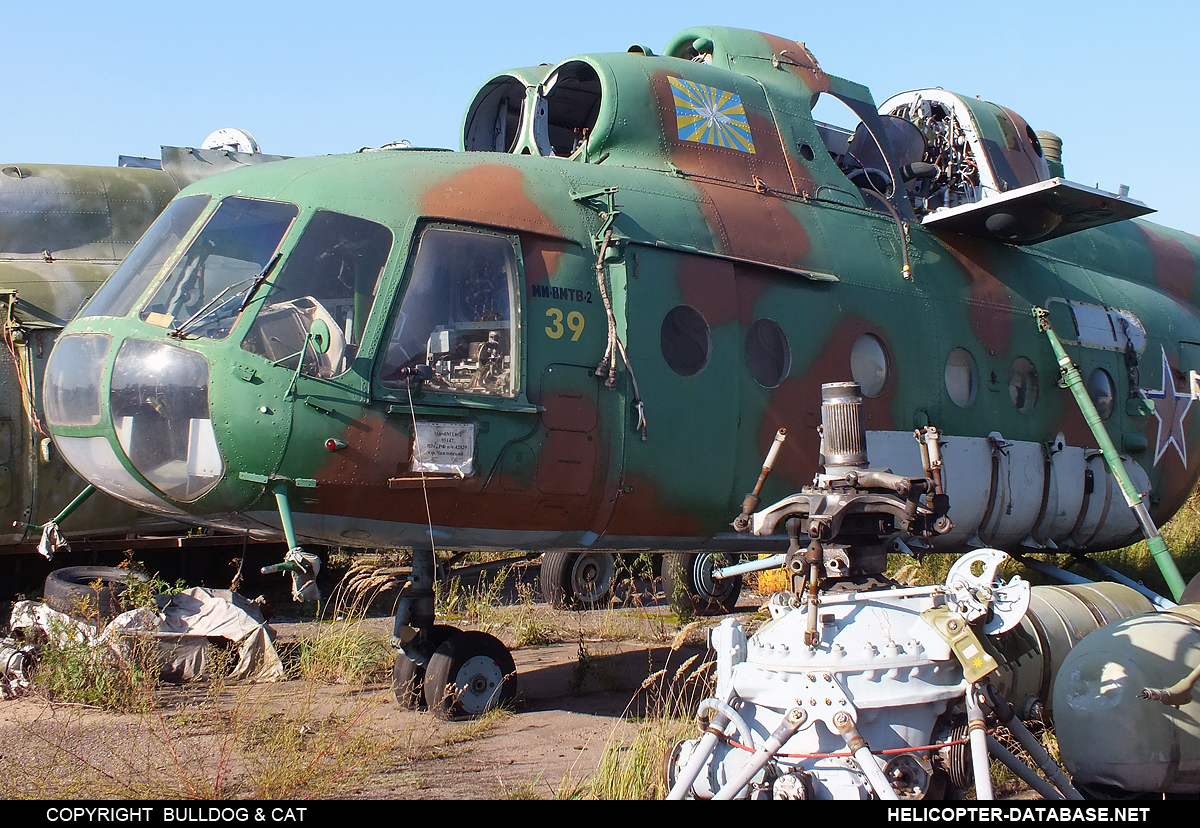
[42,566,151,622]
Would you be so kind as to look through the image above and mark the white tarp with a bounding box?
[10,587,284,684]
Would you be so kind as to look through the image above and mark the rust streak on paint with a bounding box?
[1138,225,1198,305]
[939,236,1013,355]
[420,165,559,237]
[758,33,830,94]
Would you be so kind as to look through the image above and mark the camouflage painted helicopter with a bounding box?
[0,130,283,557]
[42,26,1200,715]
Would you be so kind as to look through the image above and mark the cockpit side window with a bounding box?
[139,197,298,338]
[378,226,519,398]
[81,195,211,319]
[241,210,393,378]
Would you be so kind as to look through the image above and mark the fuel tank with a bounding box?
[990,582,1154,720]
[1053,603,1200,795]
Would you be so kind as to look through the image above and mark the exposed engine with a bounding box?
[886,95,982,214]
[667,382,1198,800]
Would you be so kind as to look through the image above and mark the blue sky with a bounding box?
[6,0,1197,234]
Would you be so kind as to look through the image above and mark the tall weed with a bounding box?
[572,622,715,799]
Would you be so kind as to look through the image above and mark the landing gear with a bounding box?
[662,551,742,616]
[392,624,457,709]
[423,630,517,718]
[392,548,518,718]
[540,550,616,609]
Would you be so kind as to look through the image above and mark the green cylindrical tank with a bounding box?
[991,582,1153,719]
[1053,603,1200,795]
[0,143,287,549]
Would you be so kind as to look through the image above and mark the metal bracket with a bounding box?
[571,186,622,249]
[920,606,999,683]
[944,548,1030,634]
[790,671,853,731]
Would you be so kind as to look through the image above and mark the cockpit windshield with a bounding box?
[139,197,298,338]
[80,195,211,319]
[241,210,393,378]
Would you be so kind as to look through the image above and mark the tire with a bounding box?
[544,547,619,607]
[661,552,742,616]
[540,551,615,609]
[540,551,572,608]
[392,624,458,709]
[43,566,150,622]
[423,630,517,719]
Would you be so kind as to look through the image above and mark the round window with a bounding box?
[745,318,791,388]
[660,305,711,377]
[1009,357,1039,413]
[1087,368,1115,421]
[851,334,889,398]
[945,348,978,407]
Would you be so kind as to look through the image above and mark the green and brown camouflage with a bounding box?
[42,28,1200,583]
[0,141,284,547]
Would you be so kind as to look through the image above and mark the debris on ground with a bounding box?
[7,586,284,693]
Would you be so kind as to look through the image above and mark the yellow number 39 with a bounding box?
[545,308,584,341]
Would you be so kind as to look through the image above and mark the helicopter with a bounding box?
[0,130,287,566]
[41,26,1200,717]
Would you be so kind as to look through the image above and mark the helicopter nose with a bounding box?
[45,333,224,509]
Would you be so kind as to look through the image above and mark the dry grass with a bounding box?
[0,676,396,799]
[566,619,716,799]
[4,581,400,799]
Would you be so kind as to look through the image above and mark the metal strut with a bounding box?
[1033,307,1186,600]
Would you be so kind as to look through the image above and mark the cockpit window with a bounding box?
[139,197,298,339]
[80,195,211,319]
[241,210,393,378]
[379,226,519,398]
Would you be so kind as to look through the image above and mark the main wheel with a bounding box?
[540,551,615,609]
[661,552,742,616]
[423,630,517,718]
[43,566,151,622]
[392,624,458,709]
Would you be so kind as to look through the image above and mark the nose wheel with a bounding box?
[392,624,458,709]
[392,546,518,718]
[423,630,517,718]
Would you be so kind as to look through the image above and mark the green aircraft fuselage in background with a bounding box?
[42,27,1200,605]
[0,142,284,548]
